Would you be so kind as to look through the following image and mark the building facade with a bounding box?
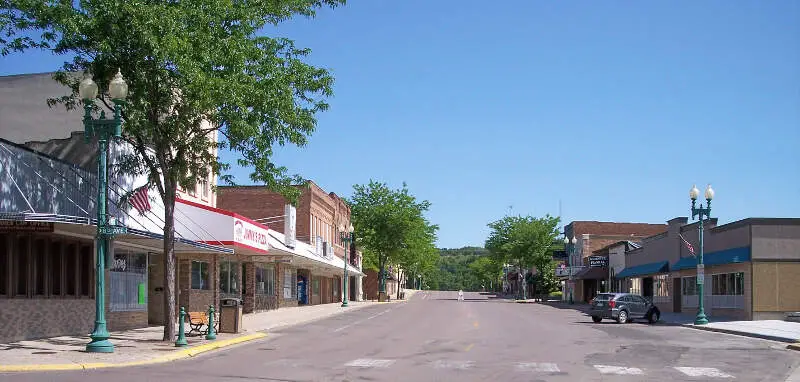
[218,183,364,304]
[561,221,668,303]
[0,72,361,343]
[615,217,800,321]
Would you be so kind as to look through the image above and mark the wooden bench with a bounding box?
[186,311,218,335]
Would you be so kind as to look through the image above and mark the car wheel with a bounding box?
[648,310,660,324]
[592,316,602,323]
[616,310,628,324]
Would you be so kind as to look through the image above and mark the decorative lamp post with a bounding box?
[417,274,421,290]
[690,184,714,325]
[564,236,577,304]
[80,70,129,353]
[340,223,354,307]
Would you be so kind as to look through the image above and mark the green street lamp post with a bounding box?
[80,70,129,353]
[689,184,715,326]
[564,235,577,304]
[339,223,354,307]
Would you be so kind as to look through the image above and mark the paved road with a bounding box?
[2,291,799,381]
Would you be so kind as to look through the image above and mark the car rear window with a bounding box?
[594,294,614,301]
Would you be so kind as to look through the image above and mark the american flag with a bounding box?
[679,233,695,256]
[130,186,152,215]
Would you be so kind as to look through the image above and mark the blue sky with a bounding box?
[2,1,798,248]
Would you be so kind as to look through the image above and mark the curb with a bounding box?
[787,343,800,352]
[0,332,267,372]
[681,324,798,343]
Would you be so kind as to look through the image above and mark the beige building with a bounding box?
[615,217,800,321]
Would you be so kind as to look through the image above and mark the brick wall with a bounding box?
[0,299,94,342]
[177,253,220,314]
[217,181,352,259]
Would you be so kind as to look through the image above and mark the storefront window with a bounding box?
[256,265,274,295]
[712,272,744,295]
[191,261,210,290]
[109,251,147,312]
[312,278,320,296]
[682,276,697,296]
[333,278,339,298]
[654,274,670,297]
[283,267,297,299]
[220,260,240,296]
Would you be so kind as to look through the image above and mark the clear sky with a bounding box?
[2,1,798,248]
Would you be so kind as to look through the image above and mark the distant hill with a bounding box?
[438,246,490,257]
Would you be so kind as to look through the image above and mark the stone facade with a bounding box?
[0,299,94,342]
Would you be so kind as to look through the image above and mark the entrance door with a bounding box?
[643,277,654,297]
[297,276,307,305]
[673,277,682,312]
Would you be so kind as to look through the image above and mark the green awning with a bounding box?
[672,246,750,270]
[615,261,669,279]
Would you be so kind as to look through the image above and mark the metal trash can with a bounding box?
[219,297,243,333]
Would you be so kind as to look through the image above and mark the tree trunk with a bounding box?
[161,182,177,341]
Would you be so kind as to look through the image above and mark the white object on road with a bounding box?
[516,362,561,373]
[432,360,474,370]
[675,367,734,378]
[594,365,644,375]
[345,359,396,368]
[458,290,464,301]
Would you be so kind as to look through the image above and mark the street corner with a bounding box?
[0,332,268,373]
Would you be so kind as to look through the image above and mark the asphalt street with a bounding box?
[2,291,799,382]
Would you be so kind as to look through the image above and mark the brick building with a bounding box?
[218,182,364,304]
[562,221,668,302]
[0,72,361,343]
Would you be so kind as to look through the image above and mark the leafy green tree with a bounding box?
[469,256,502,291]
[485,214,560,299]
[349,180,437,299]
[3,0,344,340]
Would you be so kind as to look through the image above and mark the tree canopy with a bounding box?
[348,180,438,296]
[2,0,344,340]
[485,214,561,298]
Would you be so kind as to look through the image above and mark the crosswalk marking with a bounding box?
[594,365,645,375]
[431,360,474,370]
[344,359,395,368]
[675,367,734,378]
[336,359,739,377]
[516,362,561,373]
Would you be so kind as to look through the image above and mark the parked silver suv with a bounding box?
[588,292,660,324]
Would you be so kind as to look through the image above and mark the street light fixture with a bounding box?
[339,223,355,307]
[564,235,577,304]
[690,184,714,325]
[80,70,128,353]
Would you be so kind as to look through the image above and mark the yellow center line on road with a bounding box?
[473,321,479,328]
[464,343,474,352]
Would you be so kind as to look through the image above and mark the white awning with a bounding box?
[268,231,363,276]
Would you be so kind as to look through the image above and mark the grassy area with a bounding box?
[549,291,563,298]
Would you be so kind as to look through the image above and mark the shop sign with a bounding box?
[284,204,297,248]
[315,236,323,257]
[697,264,705,285]
[233,218,269,252]
[0,221,54,233]
[588,255,608,267]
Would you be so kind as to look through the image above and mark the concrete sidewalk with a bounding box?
[0,299,402,372]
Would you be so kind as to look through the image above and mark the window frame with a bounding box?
[191,261,210,290]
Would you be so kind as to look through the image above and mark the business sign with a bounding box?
[233,217,269,253]
[588,255,608,268]
[316,236,323,257]
[284,204,296,248]
[697,264,705,285]
[0,221,54,233]
[323,241,332,260]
